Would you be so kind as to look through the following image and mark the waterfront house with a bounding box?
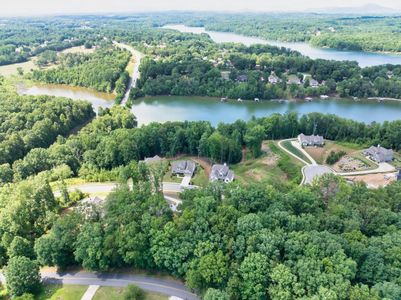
[268,72,281,84]
[309,78,320,88]
[363,145,393,163]
[298,133,324,147]
[210,163,235,183]
[171,160,196,177]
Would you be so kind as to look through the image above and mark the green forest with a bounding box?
[161,13,401,53]
[0,79,94,167]
[31,47,131,93]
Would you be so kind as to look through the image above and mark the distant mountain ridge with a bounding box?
[309,3,400,15]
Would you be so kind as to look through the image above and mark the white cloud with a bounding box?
[1,0,401,16]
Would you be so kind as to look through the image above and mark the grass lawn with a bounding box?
[192,166,209,187]
[36,284,87,300]
[93,287,168,300]
[281,140,312,164]
[162,171,182,183]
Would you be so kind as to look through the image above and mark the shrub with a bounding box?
[123,284,144,300]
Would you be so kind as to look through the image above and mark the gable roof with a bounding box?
[298,133,324,145]
[171,160,196,176]
[210,164,234,182]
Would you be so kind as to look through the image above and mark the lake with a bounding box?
[163,24,401,67]
[131,96,401,126]
[16,83,401,126]
[16,83,115,113]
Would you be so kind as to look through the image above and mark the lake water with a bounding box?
[16,84,401,126]
[163,24,401,67]
[130,96,401,126]
[16,83,115,113]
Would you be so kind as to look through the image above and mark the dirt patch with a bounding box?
[305,147,326,164]
[245,169,264,181]
[345,173,397,188]
[261,153,280,166]
[333,155,370,172]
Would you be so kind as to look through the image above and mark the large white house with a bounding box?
[298,133,324,147]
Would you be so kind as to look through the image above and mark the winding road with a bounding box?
[277,138,396,185]
[1,270,198,300]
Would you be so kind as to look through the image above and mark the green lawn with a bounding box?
[93,287,168,300]
[191,166,209,187]
[36,284,87,300]
[281,140,311,164]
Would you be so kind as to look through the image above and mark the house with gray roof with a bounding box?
[309,78,320,88]
[298,133,324,147]
[210,163,234,183]
[363,145,393,163]
[171,160,196,177]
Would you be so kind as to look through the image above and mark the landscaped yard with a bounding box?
[163,158,209,187]
[304,140,365,165]
[93,287,168,300]
[36,284,87,300]
[281,140,312,164]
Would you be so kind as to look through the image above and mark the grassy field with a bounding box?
[232,141,303,185]
[93,287,168,300]
[281,140,312,164]
[36,284,87,300]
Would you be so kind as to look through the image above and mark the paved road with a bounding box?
[59,182,184,195]
[302,165,334,185]
[113,41,143,106]
[1,271,198,300]
[278,139,312,166]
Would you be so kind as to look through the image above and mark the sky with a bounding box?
[1,0,401,16]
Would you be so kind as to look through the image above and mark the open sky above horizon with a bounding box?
[1,0,401,16]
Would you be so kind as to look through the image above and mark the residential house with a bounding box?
[210,163,235,183]
[309,78,320,88]
[268,72,281,84]
[171,160,196,177]
[287,75,302,85]
[298,133,324,147]
[363,145,393,163]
